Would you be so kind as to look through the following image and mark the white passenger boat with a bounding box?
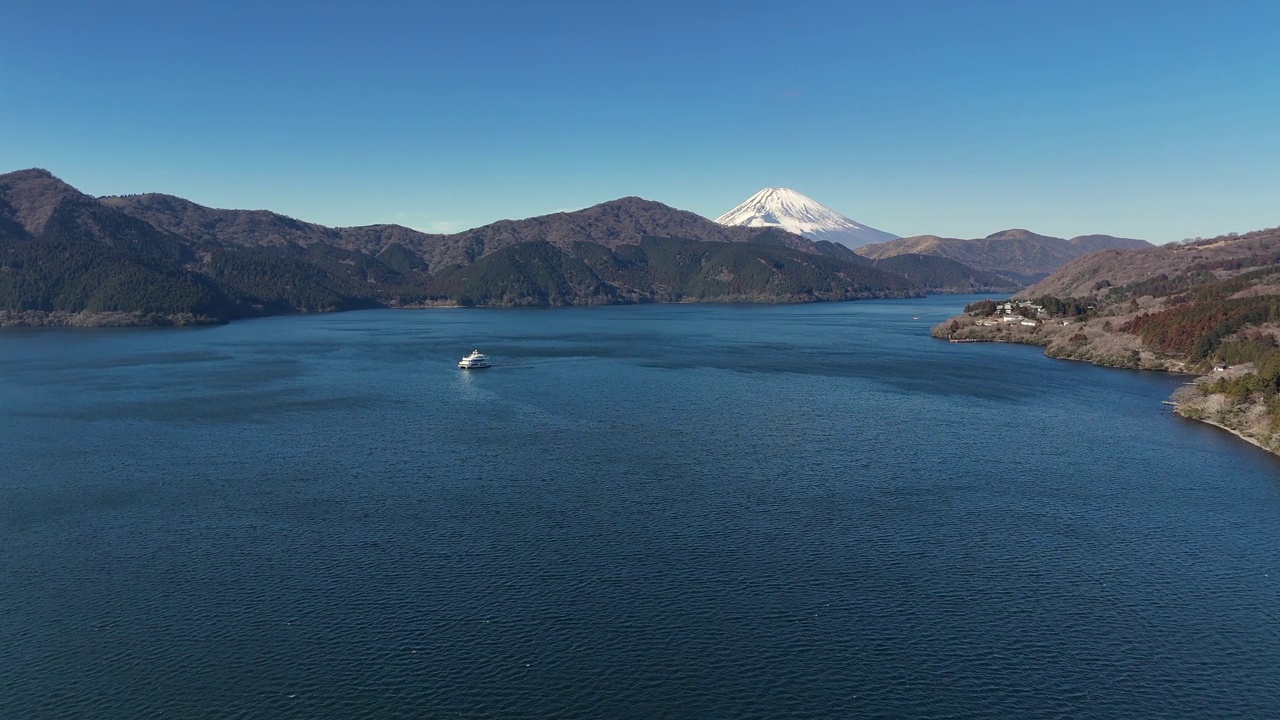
[458,350,492,369]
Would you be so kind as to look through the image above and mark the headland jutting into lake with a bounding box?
[931,227,1280,457]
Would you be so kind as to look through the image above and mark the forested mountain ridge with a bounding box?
[1,168,966,325]
[421,237,918,307]
[1016,230,1280,299]
[430,196,847,269]
[1,169,197,262]
[0,170,431,322]
[869,254,1020,293]
[103,192,863,273]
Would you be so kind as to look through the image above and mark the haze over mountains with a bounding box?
[715,187,898,250]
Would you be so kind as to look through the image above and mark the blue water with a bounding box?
[2,297,1278,719]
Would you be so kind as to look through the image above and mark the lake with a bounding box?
[2,296,1278,719]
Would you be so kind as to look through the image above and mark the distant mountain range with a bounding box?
[713,188,1152,284]
[2,169,1021,325]
[0,168,1146,325]
[715,187,898,250]
[936,225,1280,454]
[101,191,851,272]
[856,229,1152,284]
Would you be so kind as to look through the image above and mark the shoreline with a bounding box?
[1177,412,1273,454]
[933,324,1277,459]
[2,292,952,329]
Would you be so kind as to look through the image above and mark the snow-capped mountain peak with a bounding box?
[715,187,897,249]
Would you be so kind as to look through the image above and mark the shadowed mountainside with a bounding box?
[869,253,1020,293]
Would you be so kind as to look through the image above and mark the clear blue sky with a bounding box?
[3,1,1277,242]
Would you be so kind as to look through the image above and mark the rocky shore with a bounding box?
[933,310,1280,457]
[1169,374,1279,454]
[931,300,1184,371]
[0,310,224,328]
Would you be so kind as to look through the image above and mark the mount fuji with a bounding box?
[715,188,898,250]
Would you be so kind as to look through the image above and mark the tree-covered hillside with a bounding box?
[1,168,973,326]
[0,241,229,318]
[423,237,920,307]
[869,253,1020,293]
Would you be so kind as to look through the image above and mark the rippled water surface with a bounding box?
[2,297,1278,719]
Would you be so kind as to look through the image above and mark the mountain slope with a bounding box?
[0,169,239,323]
[1,168,930,324]
[104,193,851,273]
[0,240,231,318]
[869,254,1020,293]
[101,193,438,262]
[2,171,434,322]
[715,187,897,250]
[432,196,848,269]
[857,229,1151,283]
[1067,234,1155,254]
[425,237,919,307]
[1,169,196,262]
[1017,233,1276,299]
